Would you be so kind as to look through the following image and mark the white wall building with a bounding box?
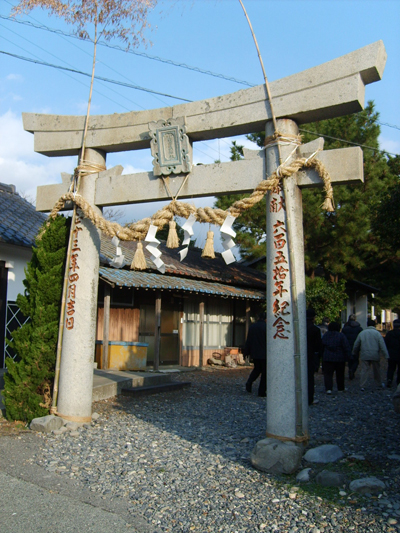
[0,183,46,367]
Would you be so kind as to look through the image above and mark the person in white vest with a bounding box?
[352,319,389,391]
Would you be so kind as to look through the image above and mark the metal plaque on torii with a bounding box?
[149,117,192,176]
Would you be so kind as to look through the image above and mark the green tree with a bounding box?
[3,216,69,422]
[215,102,400,306]
[368,167,400,312]
[300,102,397,280]
[371,161,400,252]
[305,278,347,324]
[215,141,267,262]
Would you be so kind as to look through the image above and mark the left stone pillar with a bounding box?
[57,148,105,423]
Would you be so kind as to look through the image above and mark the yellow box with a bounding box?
[96,341,148,371]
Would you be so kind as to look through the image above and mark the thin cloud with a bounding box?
[0,110,75,202]
[6,73,24,82]
[379,137,400,155]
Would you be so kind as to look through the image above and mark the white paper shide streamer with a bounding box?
[220,215,237,265]
[109,235,127,268]
[145,224,165,273]
[178,214,196,262]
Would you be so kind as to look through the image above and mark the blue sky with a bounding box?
[0,0,399,249]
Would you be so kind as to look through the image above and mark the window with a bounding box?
[183,300,199,347]
[98,284,134,307]
[183,298,235,349]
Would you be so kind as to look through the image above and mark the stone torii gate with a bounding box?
[24,41,385,464]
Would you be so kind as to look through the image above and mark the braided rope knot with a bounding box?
[76,160,107,177]
[264,130,302,148]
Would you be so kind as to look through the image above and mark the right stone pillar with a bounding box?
[265,119,308,443]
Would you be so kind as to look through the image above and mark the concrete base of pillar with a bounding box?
[250,438,303,474]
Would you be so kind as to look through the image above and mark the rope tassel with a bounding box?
[202,230,215,259]
[131,242,147,270]
[166,220,180,248]
[321,197,335,212]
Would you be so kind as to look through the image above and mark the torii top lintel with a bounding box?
[23,41,386,158]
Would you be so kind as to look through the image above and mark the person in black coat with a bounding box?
[244,312,267,397]
[307,309,323,405]
[321,322,351,393]
[342,314,363,379]
[385,319,400,388]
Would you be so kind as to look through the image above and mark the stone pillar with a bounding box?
[265,119,308,441]
[57,148,105,423]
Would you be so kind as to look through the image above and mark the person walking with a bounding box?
[244,312,267,397]
[306,309,322,405]
[321,322,351,394]
[317,317,330,337]
[342,314,363,379]
[352,318,389,391]
[384,318,400,388]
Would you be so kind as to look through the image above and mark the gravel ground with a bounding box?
[31,367,400,533]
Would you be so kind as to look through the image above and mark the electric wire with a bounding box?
[0,12,255,88]
[19,15,171,109]
[299,128,399,157]
[0,49,192,102]
[0,21,149,111]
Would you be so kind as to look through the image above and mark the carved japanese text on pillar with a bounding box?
[270,184,291,340]
[65,215,83,330]
[149,117,192,176]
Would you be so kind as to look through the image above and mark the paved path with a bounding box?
[0,434,158,533]
[0,367,193,533]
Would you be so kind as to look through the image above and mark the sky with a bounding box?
[0,0,399,251]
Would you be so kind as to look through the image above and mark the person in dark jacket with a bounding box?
[306,309,322,405]
[244,312,267,397]
[321,322,351,394]
[342,314,363,379]
[385,319,400,388]
[317,317,329,338]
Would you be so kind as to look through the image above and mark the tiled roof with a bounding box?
[0,184,46,247]
[99,266,265,300]
[100,234,265,290]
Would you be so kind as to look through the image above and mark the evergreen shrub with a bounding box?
[3,216,69,422]
[305,277,347,324]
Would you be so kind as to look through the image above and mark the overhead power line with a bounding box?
[0,14,255,88]
[299,128,399,157]
[0,19,165,109]
[0,49,192,102]
[378,121,400,132]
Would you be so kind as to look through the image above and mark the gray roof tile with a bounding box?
[0,186,46,247]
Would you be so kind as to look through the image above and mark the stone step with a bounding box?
[121,381,191,397]
[0,368,190,413]
[92,369,173,402]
